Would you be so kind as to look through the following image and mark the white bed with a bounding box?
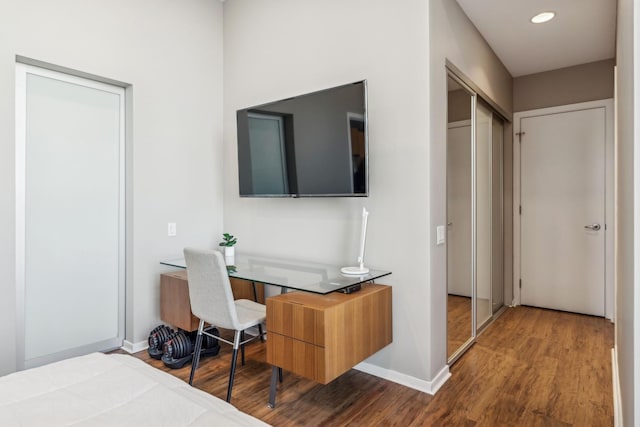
[0,352,269,426]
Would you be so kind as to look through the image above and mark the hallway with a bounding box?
[431,306,613,425]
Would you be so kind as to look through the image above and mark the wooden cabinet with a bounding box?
[266,284,392,384]
[160,271,199,331]
[160,270,265,331]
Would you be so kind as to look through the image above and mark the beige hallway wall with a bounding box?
[514,59,614,112]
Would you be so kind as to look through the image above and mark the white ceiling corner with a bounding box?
[455,0,617,77]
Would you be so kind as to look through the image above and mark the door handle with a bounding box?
[584,223,601,231]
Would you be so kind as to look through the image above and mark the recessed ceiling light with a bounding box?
[531,11,555,24]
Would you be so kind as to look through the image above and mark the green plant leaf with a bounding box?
[220,232,237,247]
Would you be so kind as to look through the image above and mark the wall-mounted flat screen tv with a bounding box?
[236,80,368,197]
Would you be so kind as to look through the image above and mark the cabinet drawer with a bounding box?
[265,284,392,385]
[266,333,326,383]
[266,297,325,346]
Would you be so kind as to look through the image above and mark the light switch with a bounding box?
[436,225,445,245]
[167,222,177,237]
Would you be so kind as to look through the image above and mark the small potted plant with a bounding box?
[219,233,237,265]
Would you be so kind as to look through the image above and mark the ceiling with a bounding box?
[455,0,617,77]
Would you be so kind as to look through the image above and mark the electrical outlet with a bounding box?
[167,222,177,237]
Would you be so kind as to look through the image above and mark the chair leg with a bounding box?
[227,330,241,403]
[240,330,246,366]
[189,320,205,386]
[278,367,283,383]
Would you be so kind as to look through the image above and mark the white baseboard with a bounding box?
[354,362,451,395]
[121,340,148,354]
[612,347,623,427]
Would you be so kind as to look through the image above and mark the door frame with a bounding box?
[513,99,614,319]
[446,69,478,365]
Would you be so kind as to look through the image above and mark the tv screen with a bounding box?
[236,81,368,197]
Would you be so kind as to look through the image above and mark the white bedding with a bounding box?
[0,352,269,426]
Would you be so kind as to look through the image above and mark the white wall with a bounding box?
[0,0,224,374]
[429,0,513,376]
[223,0,514,387]
[615,0,637,424]
[223,0,435,384]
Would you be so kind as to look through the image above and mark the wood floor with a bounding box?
[447,294,472,357]
[124,306,613,426]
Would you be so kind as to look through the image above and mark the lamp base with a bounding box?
[340,266,370,275]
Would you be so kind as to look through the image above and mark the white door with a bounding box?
[520,106,606,316]
[16,64,125,369]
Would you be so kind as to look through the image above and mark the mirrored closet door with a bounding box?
[446,75,474,360]
[476,101,493,332]
[446,69,505,364]
[491,115,504,315]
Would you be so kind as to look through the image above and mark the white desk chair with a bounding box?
[183,247,266,403]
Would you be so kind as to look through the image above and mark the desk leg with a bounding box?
[280,287,288,295]
[268,366,279,408]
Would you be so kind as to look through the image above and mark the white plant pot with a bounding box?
[224,246,235,265]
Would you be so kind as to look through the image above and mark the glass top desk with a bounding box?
[160,253,391,295]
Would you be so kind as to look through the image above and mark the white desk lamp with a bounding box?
[341,207,370,275]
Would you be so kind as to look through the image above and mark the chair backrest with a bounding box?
[183,247,239,330]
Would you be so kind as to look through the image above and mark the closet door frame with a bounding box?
[447,69,478,364]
